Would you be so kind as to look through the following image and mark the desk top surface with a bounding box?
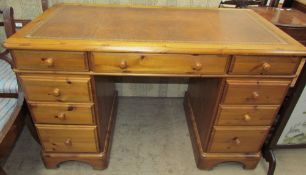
[4,4,306,56]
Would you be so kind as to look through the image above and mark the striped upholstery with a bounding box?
[0,98,17,134]
[0,59,18,94]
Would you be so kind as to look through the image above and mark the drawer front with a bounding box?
[222,79,290,105]
[91,53,229,74]
[216,105,279,126]
[20,75,92,102]
[208,126,269,153]
[30,102,95,125]
[229,56,300,75]
[36,125,99,153]
[13,50,88,71]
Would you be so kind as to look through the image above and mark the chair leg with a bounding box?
[0,166,7,175]
[25,114,40,144]
[263,148,276,175]
[23,104,40,144]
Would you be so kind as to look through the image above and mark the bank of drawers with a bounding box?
[14,50,299,155]
[13,50,301,76]
[19,74,99,153]
[209,79,291,153]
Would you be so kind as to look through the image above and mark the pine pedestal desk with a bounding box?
[4,4,306,170]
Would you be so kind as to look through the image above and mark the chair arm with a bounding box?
[0,49,13,67]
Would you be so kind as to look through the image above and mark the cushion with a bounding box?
[0,98,17,137]
[0,59,18,94]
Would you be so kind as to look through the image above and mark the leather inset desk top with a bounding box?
[26,5,284,44]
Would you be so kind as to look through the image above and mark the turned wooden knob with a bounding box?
[56,113,66,120]
[52,88,61,97]
[233,137,241,145]
[252,91,259,99]
[192,62,203,71]
[64,138,72,146]
[262,62,271,71]
[43,57,54,67]
[119,60,128,69]
[243,114,251,121]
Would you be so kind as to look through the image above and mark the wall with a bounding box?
[0,0,7,46]
[5,0,222,20]
[278,85,306,145]
[1,0,222,97]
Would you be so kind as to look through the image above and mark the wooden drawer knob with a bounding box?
[192,62,203,71]
[64,138,72,146]
[119,60,128,69]
[262,62,271,71]
[52,88,61,97]
[252,91,259,99]
[42,57,54,67]
[56,113,66,120]
[233,137,241,145]
[243,114,251,121]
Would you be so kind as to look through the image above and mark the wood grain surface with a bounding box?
[208,126,270,153]
[36,124,99,153]
[13,50,88,71]
[20,74,92,102]
[91,53,229,74]
[29,102,95,125]
[215,105,279,126]
[222,79,291,105]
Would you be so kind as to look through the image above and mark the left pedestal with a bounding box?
[19,73,117,170]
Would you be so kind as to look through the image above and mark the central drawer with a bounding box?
[208,126,269,153]
[20,75,92,102]
[222,79,290,105]
[29,102,95,125]
[91,53,229,74]
[36,124,99,153]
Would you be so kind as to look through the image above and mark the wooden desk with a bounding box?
[4,4,306,170]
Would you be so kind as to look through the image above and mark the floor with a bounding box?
[3,98,306,175]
